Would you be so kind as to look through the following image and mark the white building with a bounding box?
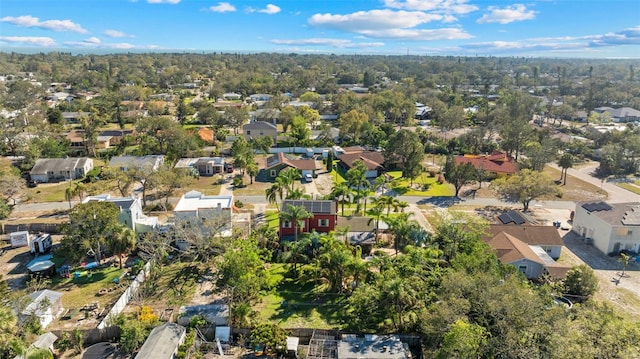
[572,201,640,255]
[83,194,158,233]
[21,290,63,329]
[29,157,93,183]
[173,191,234,237]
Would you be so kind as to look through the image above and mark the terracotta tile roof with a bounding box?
[486,232,544,265]
[197,127,215,143]
[454,152,518,174]
[486,225,564,246]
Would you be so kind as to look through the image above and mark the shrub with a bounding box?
[138,306,158,324]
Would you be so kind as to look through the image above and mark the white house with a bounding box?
[572,201,640,255]
[108,155,164,173]
[21,290,63,329]
[83,194,158,233]
[30,157,93,183]
[173,191,234,237]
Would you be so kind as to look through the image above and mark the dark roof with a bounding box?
[82,342,116,359]
[99,129,134,137]
[454,152,518,174]
[581,201,612,212]
[486,225,564,246]
[498,210,526,225]
[339,151,385,171]
[266,153,318,171]
[243,121,277,130]
[282,200,336,214]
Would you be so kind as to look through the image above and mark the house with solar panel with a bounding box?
[279,200,337,238]
[572,201,640,255]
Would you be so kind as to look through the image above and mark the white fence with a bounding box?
[97,260,152,329]
[268,147,328,157]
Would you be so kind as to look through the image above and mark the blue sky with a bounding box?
[1,0,638,58]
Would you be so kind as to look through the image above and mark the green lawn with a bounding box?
[148,261,202,307]
[48,264,126,310]
[388,171,454,196]
[265,210,279,230]
[617,183,640,195]
[256,264,348,329]
[331,166,347,185]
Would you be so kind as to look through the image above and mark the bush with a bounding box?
[235,199,244,208]
[138,306,158,324]
[233,176,244,188]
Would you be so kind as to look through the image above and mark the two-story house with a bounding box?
[572,201,640,255]
[243,121,278,143]
[173,191,234,237]
[279,200,337,239]
[83,194,158,233]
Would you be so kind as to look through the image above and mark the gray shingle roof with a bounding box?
[30,158,90,174]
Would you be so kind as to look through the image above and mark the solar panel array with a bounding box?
[283,200,335,214]
[582,201,612,212]
[498,210,526,225]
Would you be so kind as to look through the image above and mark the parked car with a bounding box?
[224,163,234,173]
[304,173,313,182]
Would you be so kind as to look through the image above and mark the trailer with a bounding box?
[10,231,31,248]
[30,233,52,254]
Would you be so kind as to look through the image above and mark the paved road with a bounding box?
[548,162,640,203]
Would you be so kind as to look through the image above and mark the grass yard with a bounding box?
[48,265,126,310]
[542,166,608,202]
[388,171,454,197]
[24,182,70,203]
[146,261,202,307]
[265,210,279,230]
[179,175,222,196]
[255,264,348,329]
[617,183,640,195]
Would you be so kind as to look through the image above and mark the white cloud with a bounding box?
[459,27,640,54]
[309,10,445,32]
[147,0,180,4]
[360,27,473,41]
[477,4,536,24]
[0,15,88,33]
[270,37,384,48]
[259,4,281,14]
[104,29,134,38]
[84,37,101,44]
[0,36,56,47]
[383,0,478,14]
[209,2,236,13]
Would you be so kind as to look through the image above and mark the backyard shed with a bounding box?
[10,231,30,248]
[135,323,186,359]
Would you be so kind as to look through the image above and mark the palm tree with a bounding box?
[367,204,384,237]
[280,204,312,242]
[108,227,137,268]
[65,184,77,209]
[377,195,399,216]
[347,162,370,215]
[384,212,414,255]
[331,182,351,216]
[266,183,282,211]
[373,175,387,195]
[286,187,306,200]
[279,167,300,195]
[396,201,409,213]
[558,153,574,185]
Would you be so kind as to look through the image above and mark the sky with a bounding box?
[0,0,639,58]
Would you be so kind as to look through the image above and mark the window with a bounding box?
[318,219,330,227]
[246,130,251,135]
[518,265,527,274]
[270,170,277,177]
[282,220,291,228]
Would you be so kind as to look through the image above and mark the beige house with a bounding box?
[572,201,640,255]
